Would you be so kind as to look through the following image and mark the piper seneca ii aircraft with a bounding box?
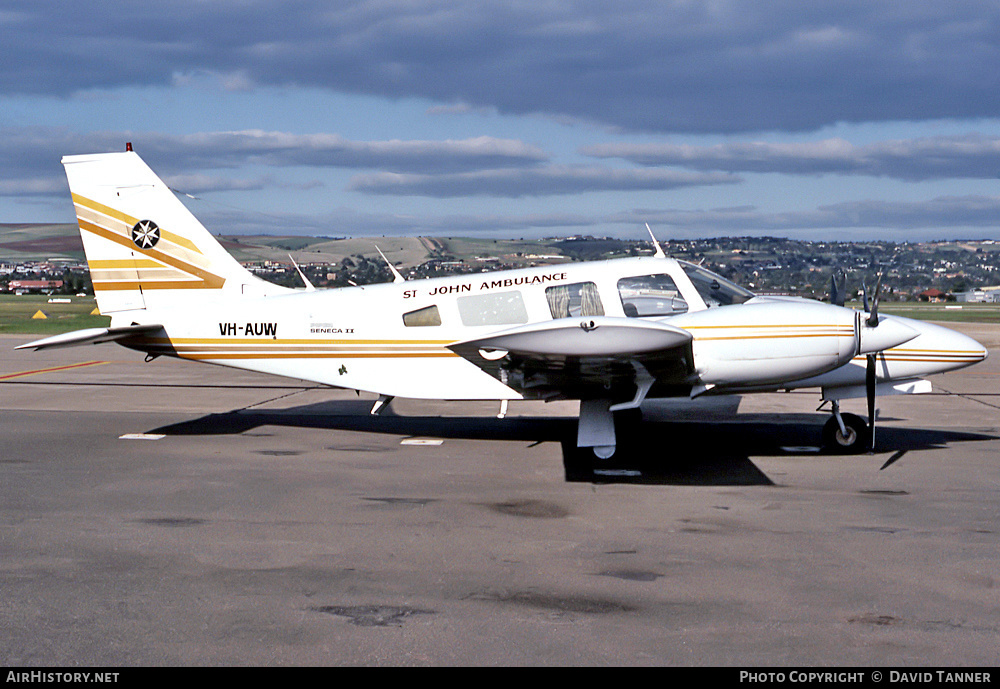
[19,149,988,464]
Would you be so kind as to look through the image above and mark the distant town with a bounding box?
[3,226,1000,304]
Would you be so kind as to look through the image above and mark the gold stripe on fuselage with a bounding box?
[694,332,852,341]
[158,337,456,346]
[683,323,852,330]
[852,348,987,364]
[685,324,854,342]
[137,336,460,360]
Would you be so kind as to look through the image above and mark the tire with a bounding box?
[822,413,870,454]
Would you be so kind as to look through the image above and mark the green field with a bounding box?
[0,295,110,335]
[877,302,1000,323]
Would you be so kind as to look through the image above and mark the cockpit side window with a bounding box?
[680,263,754,307]
[545,282,605,319]
[618,274,688,317]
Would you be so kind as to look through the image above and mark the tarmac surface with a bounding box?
[1,324,998,666]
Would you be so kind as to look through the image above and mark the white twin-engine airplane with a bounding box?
[19,149,988,461]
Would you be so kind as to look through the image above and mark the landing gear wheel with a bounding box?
[822,413,869,454]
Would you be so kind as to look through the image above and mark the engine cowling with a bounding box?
[669,301,860,386]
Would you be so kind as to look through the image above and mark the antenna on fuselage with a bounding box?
[645,223,665,258]
[288,254,316,291]
[375,245,405,283]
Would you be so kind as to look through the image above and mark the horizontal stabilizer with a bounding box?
[15,324,163,351]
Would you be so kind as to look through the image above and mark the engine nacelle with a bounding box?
[669,301,858,387]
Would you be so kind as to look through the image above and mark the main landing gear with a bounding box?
[564,401,644,481]
[822,401,871,454]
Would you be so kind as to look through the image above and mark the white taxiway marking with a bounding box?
[400,438,444,446]
[119,433,166,440]
[594,469,642,477]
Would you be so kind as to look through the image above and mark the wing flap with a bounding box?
[15,324,164,351]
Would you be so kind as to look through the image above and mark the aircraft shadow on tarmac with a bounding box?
[147,400,997,486]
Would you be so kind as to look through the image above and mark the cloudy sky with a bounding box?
[3,0,1000,241]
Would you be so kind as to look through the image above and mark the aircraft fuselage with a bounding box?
[115,255,986,402]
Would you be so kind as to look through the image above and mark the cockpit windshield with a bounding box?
[679,261,754,307]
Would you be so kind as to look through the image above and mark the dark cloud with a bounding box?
[0,128,544,175]
[5,1,1000,133]
[0,177,68,197]
[618,195,1000,233]
[0,126,546,197]
[0,127,738,200]
[160,173,271,195]
[0,129,127,180]
[140,131,548,173]
[348,166,740,197]
[194,206,602,238]
[582,135,1000,180]
[192,194,1000,239]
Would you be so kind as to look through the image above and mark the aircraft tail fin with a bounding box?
[62,149,288,314]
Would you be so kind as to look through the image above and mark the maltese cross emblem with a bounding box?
[131,220,160,249]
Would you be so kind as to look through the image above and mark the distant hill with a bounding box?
[6,224,1000,302]
[0,224,84,261]
[0,224,571,267]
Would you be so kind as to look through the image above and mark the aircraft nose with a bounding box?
[958,330,989,362]
[880,316,988,374]
[925,322,989,369]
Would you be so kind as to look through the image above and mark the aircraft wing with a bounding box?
[15,324,164,351]
[446,316,693,401]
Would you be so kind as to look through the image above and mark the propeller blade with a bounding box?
[862,281,870,313]
[866,353,877,452]
[866,272,883,327]
[830,271,844,307]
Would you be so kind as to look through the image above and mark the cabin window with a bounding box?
[457,290,528,326]
[545,282,605,319]
[680,262,754,307]
[402,305,442,327]
[618,274,688,317]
